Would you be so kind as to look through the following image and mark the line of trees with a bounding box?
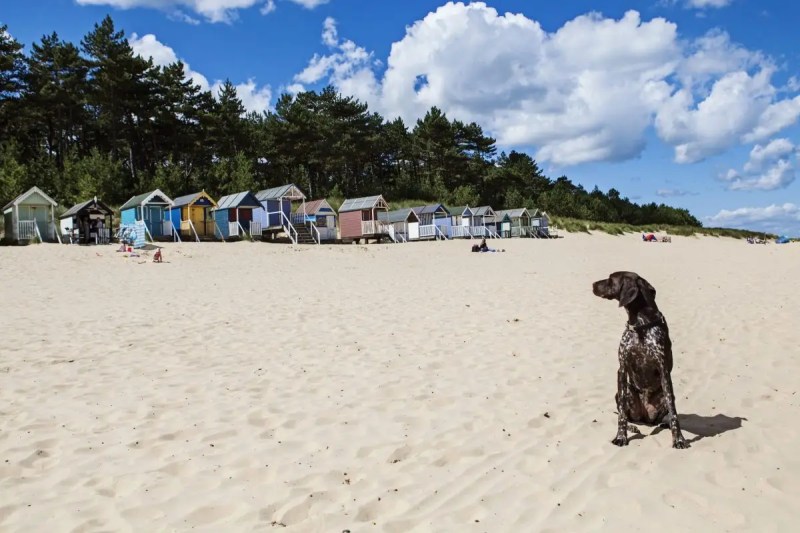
[0,16,701,227]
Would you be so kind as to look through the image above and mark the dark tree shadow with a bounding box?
[650,413,746,444]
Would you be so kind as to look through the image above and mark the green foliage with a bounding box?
[62,148,124,203]
[550,216,774,239]
[0,142,26,201]
[0,15,714,231]
[1,24,27,141]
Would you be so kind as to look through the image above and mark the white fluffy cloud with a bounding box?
[76,0,328,23]
[720,138,797,191]
[295,3,800,167]
[293,16,379,102]
[129,33,271,113]
[707,203,800,234]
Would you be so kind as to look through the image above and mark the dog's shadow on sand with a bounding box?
[644,414,746,444]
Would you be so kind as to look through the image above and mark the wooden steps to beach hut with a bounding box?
[295,223,318,244]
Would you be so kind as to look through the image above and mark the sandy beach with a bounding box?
[1,234,798,532]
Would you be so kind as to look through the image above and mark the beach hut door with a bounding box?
[144,207,157,236]
[190,207,206,235]
[29,206,49,240]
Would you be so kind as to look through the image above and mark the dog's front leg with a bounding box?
[655,351,690,449]
[612,362,629,447]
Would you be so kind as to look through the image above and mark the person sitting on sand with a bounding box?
[153,249,163,263]
[476,238,505,253]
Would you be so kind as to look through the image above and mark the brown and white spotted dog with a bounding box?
[592,271,690,449]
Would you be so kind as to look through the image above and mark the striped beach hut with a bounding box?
[59,197,113,244]
[2,186,58,243]
[447,206,475,238]
[378,208,419,242]
[338,195,390,243]
[214,191,263,239]
[295,199,338,242]
[120,189,175,239]
[411,204,450,240]
[530,209,553,238]
[496,208,532,238]
[169,191,218,240]
[472,206,500,238]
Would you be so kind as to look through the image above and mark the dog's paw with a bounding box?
[672,437,690,449]
[611,435,629,447]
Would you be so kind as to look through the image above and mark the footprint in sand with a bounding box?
[19,449,53,469]
[387,445,413,464]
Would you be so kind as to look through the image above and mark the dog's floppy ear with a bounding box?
[618,276,639,307]
[637,278,657,306]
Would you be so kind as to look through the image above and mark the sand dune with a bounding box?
[0,234,798,532]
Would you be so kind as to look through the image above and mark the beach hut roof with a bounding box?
[120,189,173,211]
[496,208,530,219]
[172,190,217,208]
[339,195,388,213]
[447,206,473,216]
[411,204,450,216]
[378,208,419,224]
[296,198,335,215]
[256,184,306,202]
[216,190,262,210]
[60,197,113,219]
[472,206,497,217]
[3,186,58,212]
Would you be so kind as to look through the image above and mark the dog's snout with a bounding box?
[592,279,607,296]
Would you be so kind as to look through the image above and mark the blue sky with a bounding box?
[3,0,800,235]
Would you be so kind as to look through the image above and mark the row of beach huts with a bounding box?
[2,185,554,246]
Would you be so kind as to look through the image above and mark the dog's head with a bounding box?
[592,271,657,309]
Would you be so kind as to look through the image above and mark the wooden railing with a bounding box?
[387,225,406,243]
[361,220,389,235]
[18,220,37,240]
[419,225,436,239]
[250,221,262,237]
[279,211,298,245]
[449,226,473,239]
[308,221,321,244]
[187,220,200,242]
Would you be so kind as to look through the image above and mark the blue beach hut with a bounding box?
[119,189,174,239]
[214,191,263,239]
[256,184,306,229]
